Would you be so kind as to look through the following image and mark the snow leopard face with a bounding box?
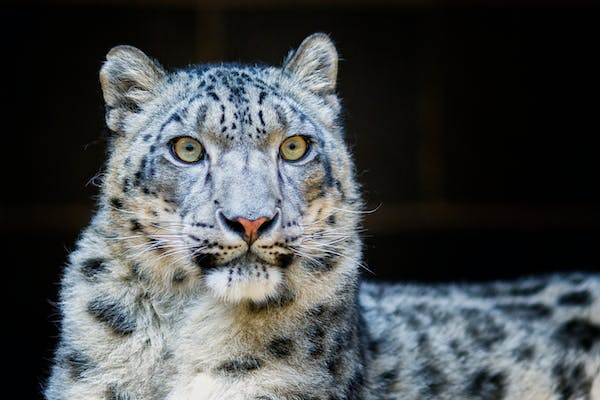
[99,34,362,304]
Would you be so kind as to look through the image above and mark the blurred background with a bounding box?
[2,0,600,397]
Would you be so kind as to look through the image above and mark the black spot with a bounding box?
[308,304,326,318]
[495,303,552,319]
[172,269,187,283]
[193,253,218,269]
[217,356,261,374]
[62,350,93,380]
[133,171,142,187]
[160,112,182,132]
[87,298,136,336]
[208,92,220,101]
[412,328,427,343]
[130,219,142,232]
[307,323,326,357]
[110,197,124,210]
[273,104,287,126]
[258,91,267,104]
[553,318,600,351]
[514,345,535,362]
[552,363,591,399]
[122,177,131,193]
[366,337,381,355]
[449,339,469,359]
[80,258,109,280]
[466,370,506,400]
[557,290,593,306]
[267,336,294,358]
[377,370,397,395]
[143,134,152,142]
[326,344,346,377]
[277,253,294,268]
[419,364,447,396]
[462,309,507,350]
[403,312,422,329]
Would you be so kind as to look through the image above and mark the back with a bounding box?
[360,274,600,399]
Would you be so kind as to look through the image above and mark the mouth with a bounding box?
[201,253,285,303]
[193,248,294,270]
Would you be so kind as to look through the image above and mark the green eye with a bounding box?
[171,137,204,163]
[280,136,309,161]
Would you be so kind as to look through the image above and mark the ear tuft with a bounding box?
[283,33,338,95]
[99,45,165,131]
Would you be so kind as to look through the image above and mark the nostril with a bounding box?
[218,212,246,237]
[257,211,279,236]
[257,218,274,236]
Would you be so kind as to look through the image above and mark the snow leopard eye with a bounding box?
[171,136,204,163]
[280,135,309,162]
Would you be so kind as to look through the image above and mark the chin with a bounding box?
[204,261,284,304]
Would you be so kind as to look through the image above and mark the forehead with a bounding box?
[162,66,309,145]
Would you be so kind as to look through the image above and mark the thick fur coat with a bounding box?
[46,34,600,400]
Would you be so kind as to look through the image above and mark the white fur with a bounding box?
[167,373,245,400]
[593,373,600,400]
[204,264,283,303]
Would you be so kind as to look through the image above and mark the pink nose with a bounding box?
[236,217,269,245]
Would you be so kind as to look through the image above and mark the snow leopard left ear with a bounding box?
[99,45,166,133]
[283,33,338,95]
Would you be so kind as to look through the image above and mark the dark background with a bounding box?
[2,0,600,397]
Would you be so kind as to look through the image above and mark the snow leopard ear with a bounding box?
[283,33,338,95]
[99,45,166,132]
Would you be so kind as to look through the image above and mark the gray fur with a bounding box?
[46,34,600,399]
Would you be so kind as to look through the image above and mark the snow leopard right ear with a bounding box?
[283,33,338,96]
[99,45,166,133]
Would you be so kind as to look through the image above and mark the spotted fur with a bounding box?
[46,34,600,399]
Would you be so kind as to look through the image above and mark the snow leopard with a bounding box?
[45,33,600,399]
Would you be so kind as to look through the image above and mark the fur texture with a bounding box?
[46,34,600,400]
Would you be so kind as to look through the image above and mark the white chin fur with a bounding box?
[204,264,283,303]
